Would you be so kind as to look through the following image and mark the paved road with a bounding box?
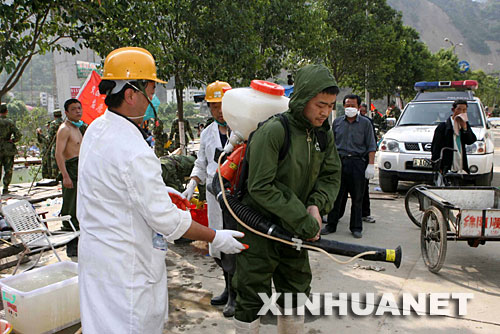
[161,128,500,333]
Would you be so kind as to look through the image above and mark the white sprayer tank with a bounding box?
[222,80,290,141]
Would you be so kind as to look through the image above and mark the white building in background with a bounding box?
[53,39,101,107]
[163,88,205,104]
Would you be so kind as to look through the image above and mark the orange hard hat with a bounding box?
[206,81,231,102]
[101,47,166,83]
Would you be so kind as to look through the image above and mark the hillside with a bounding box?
[388,0,500,73]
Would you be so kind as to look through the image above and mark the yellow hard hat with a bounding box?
[206,81,231,102]
[101,47,166,83]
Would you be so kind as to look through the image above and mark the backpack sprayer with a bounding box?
[213,81,402,268]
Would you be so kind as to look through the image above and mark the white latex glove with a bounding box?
[165,186,183,197]
[365,164,375,180]
[182,179,197,200]
[210,230,246,255]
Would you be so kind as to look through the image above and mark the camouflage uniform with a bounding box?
[380,106,401,131]
[160,154,196,192]
[168,118,194,151]
[47,118,64,178]
[387,106,401,120]
[372,111,383,136]
[153,119,169,158]
[0,114,21,193]
[37,122,51,178]
[37,115,63,179]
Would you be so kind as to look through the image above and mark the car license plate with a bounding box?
[413,158,432,168]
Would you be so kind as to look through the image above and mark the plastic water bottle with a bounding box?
[0,218,10,231]
[152,232,168,251]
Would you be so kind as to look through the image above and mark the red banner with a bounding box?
[76,70,107,125]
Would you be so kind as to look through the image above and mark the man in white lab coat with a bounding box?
[77,47,246,334]
[182,80,237,317]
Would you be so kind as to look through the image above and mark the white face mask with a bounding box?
[345,107,358,118]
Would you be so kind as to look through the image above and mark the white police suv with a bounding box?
[378,80,494,192]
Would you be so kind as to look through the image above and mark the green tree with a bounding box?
[6,99,28,120]
[377,25,435,100]
[0,52,55,106]
[425,49,462,81]
[183,102,197,117]
[290,0,404,100]
[158,102,178,118]
[78,0,314,153]
[466,70,499,107]
[78,0,251,152]
[9,100,50,158]
[0,0,80,103]
[319,0,400,90]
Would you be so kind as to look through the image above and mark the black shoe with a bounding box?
[211,288,228,305]
[2,188,9,195]
[222,288,236,317]
[352,231,362,239]
[66,238,78,257]
[321,224,337,235]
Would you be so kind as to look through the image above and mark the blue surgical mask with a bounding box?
[215,119,227,127]
[71,120,84,128]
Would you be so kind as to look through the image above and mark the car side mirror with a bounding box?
[386,117,396,129]
[486,121,491,129]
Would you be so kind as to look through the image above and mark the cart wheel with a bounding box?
[405,185,425,228]
[421,206,447,273]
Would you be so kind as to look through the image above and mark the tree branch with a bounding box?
[1,53,33,96]
[0,5,52,100]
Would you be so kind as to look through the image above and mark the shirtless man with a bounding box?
[55,98,86,257]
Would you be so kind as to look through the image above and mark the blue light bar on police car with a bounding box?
[414,80,478,91]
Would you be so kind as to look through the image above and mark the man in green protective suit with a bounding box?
[233,64,341,333]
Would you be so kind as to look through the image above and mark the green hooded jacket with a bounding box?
[243,64,342,239]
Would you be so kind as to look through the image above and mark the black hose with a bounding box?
[211,174,402,268]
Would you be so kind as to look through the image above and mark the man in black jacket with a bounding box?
[431,99,477,176]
